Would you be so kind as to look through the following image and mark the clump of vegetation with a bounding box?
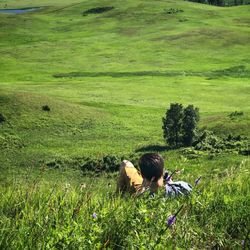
[162,103,199,148]
[162,104,249,157]
[80,154,139,173]
[83,6,114,15]
[0,133,24,150]
[81,155,120,173]
[42,105,50,112]
[187,0,250,6]
[229,111,244,120]
[239,148,250,156]
[212,65,249,78]
[165,8,184,14]
[182,130,249,158]
[46,160,63,169]
[0,113,6,123]
[194,131,248,151]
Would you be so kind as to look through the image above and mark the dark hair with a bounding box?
[139,153,164,182]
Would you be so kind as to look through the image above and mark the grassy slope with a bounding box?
[0,0,249,166]
[0,155,249,249]
[0,1,250,248]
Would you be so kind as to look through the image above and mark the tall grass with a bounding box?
[1,159,249,249]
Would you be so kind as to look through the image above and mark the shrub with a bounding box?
[80,154,139,173]
[42,105,50,112]
[46,160,62,169]
[193,130,223,151]
[81,155,122,173]
[191,130,249,155]
[165,8,184,14]
[229,111,244,120]
[0,113,6,123]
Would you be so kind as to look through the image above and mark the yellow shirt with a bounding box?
[117,165,143,194]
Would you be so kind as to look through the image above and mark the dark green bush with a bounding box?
[81,155,120,173]
[42,105,50,112]
[46,160,62,169]
[165,8,184,14]
[0,113,6,123]
[194,130,248,151]
[229,111,244,120]
[80,154,139,173]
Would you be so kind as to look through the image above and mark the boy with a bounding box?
[117,153,164,195]
[117,152,192,197]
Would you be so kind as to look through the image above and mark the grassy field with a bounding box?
[0,0,250,249]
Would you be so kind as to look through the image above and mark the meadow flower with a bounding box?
[241,240,245,246]
[92,212,97,219]
[80,183,86,191]
[167,215,176,227]
[175,169,182,175]
[166,176,172,182]
[195,176,202,186]
[64,183,71,191]
[164,172,172,182]
[167,205,184,227]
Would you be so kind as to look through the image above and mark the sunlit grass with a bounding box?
[0,158,249,249]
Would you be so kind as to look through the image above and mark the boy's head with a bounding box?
[139,153,164,185]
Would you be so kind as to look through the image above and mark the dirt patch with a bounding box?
[152,29,239,43]
[119,27,138,36]
[233,18,250,27]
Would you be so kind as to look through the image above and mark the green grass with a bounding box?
[0,0,249,165]
[0,157,249,249]
[0,0,249,248]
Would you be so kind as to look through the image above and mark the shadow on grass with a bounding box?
[53,71,181,78]
[83,7,114,15]
[135,144,170,152]
[53,65,250,78]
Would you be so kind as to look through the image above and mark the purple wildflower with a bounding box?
[195,176,202,186]
[241,240,245,246]
[92,212,97,219]
[167,215,176,227]
[166,176,171,182]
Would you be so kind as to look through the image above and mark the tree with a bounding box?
[162,103,200,148]
[162,103,184,148]
[182,105,200,146]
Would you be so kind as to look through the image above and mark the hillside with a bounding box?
[0,0,249,167]
[0,1,250,249]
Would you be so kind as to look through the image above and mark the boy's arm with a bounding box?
[116,160,132,193]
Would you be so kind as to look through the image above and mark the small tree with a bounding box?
[182,105,200,146]
[162,103,184,148]
[162,103,200,148]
